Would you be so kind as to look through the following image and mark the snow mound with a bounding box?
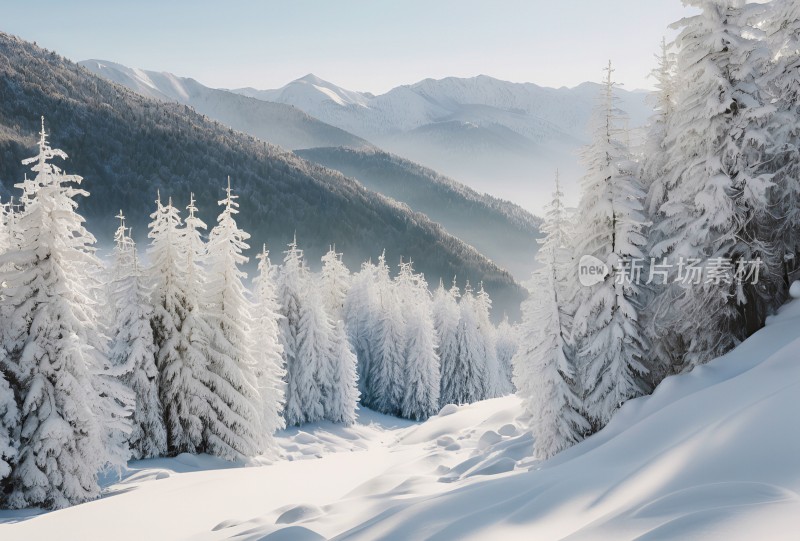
[330,297,800,540]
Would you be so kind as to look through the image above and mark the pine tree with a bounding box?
[295,278,329,424]
[108,213,167,459]
[149,193,212,455]
[572,63,649,428]
[277,237,314,426]
[647,1,775,370]
[325,319,360,425]
[251,245,286,444]
[320,247,351,320]
[475,283,500,399]
[452,282,487,405]
[494,315,518,394]
[0,119,131,509]
[0,369,18,491]
[397,262,440,420]
[434,278,461,407]
[642,37,676,212]
[344,261,379,400]
[363,252,406,415]
[761,0,800,288]
[514,174,589,459]
[203,178,264,458]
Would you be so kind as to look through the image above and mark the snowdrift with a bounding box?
[2,300,800,540]
[333,298,800,541]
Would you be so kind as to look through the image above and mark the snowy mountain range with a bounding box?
[79,60,370,151]
[82,61,653,212]
[236,74,654,209]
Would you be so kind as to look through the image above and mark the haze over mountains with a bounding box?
[295,147,542,279]
[82,60,652,212]
[236,73,653,209]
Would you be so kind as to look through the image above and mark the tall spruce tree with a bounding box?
[514,174,589,459]
[572,62,649,428]
[203,178,264,458]
[108,213,167,459]
[251,245,286,444]
[434,278,462,407]
[149,194,212,455]
[494,315,518,395]
[344,261,379,400]
[0,120,131,509]
[397,262,440,421]
[277,237,313,426]
[452,282,487,405]
[647,0,774,371]
[364,253,406,415]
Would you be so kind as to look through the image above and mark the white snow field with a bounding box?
[3,297,800,540]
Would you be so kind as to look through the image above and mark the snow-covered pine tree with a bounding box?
[294,276,330,424]
[396,261,440,420]
[325,319,360,425]
[320,247,351,320]
[363,252,406,416]
[474,283,500,399]
[434,278,462,407]
[108,213,167,459]
[642,37,676,211]
[203,178,264,458]
[0,370,16,491]
[514,173,590,459]
[647,1,775,370]
[149,193,212,455]
[0,198,19,493]
[344,261,379,400]
[451,282,487,405]
[494,315,518,394]
[761,0,800,288]
[572,62,649,428]
[277,237,317,426]
[0,119,131,509]
[251,245,286,443]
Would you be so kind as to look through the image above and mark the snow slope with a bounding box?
[79,60,370,151]
[3,298,798,540]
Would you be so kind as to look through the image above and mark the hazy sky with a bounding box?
[1,1,692,93]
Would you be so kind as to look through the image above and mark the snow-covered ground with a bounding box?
[3,298,800,540]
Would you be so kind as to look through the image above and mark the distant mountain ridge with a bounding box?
[0,33,525,320]
[236,73,653,210]
[78,59,546,280]
[79,60,371,151]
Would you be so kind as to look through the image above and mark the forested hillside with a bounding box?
[296,146,542,278]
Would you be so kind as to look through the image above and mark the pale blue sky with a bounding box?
[0,0,692,93]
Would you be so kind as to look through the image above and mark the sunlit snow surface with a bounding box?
[3,299,800,540]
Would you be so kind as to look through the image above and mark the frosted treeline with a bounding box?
[515,0,800,460]
[0,122,517,510]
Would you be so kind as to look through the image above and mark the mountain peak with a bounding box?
[295,73,327,85]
